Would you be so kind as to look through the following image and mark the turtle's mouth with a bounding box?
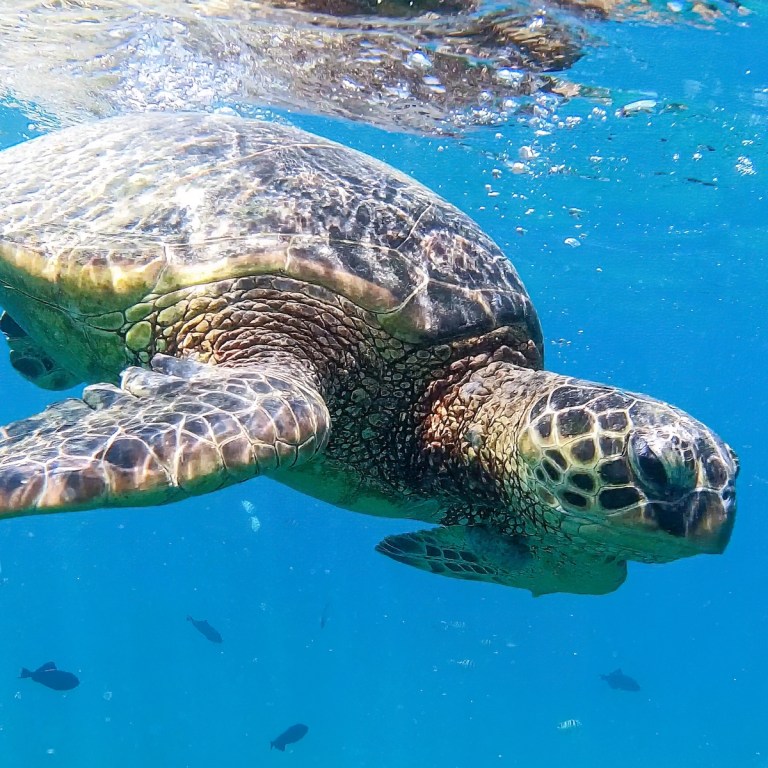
[608,487,736,556]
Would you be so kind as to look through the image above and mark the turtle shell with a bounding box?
[0,112,542,353]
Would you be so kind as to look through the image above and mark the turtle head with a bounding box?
[512,375,738,561]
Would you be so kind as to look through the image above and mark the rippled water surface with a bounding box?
[0,1,766,766]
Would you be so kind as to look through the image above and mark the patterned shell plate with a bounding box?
[0,112,542,347]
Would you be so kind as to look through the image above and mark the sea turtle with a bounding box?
[0,112,738,596]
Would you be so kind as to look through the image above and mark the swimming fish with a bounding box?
[556,718,581,730]
[187,616,223,643]
[20,662,79,691]
[270,723,309,751]
[600,668,641,692]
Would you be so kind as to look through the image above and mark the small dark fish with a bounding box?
[270,723,308,751]
[601,668,641,692]
[20,662,79,691]
[187,616,223,643]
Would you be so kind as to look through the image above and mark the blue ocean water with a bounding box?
[0,6,766,768]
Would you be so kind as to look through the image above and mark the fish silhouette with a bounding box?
[187,616,223,643]
[20,662,79,691]
[600,668,641,692]
[270,723,309,751]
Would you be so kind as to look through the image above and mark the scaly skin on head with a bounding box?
[418,361,738,564]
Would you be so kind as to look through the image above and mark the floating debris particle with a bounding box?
[618,99,657,117]
[440,620,467,630]
[320,601,331,629]
[564,237,581,248]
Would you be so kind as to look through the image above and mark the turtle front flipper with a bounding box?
[376,525,627,596]
[0,312,81,391]
[0,354,330,516]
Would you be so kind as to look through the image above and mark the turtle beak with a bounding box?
[623,421,739,557]
[648,487,736,555]
[605,485,736,558]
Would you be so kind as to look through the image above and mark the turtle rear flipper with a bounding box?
[0,312,81,391]
[0,354,330,516]
[376,525,627,596]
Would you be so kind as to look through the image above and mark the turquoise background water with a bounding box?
[0,6,766,767]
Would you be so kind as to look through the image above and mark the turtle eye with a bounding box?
[629,434,668,490]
